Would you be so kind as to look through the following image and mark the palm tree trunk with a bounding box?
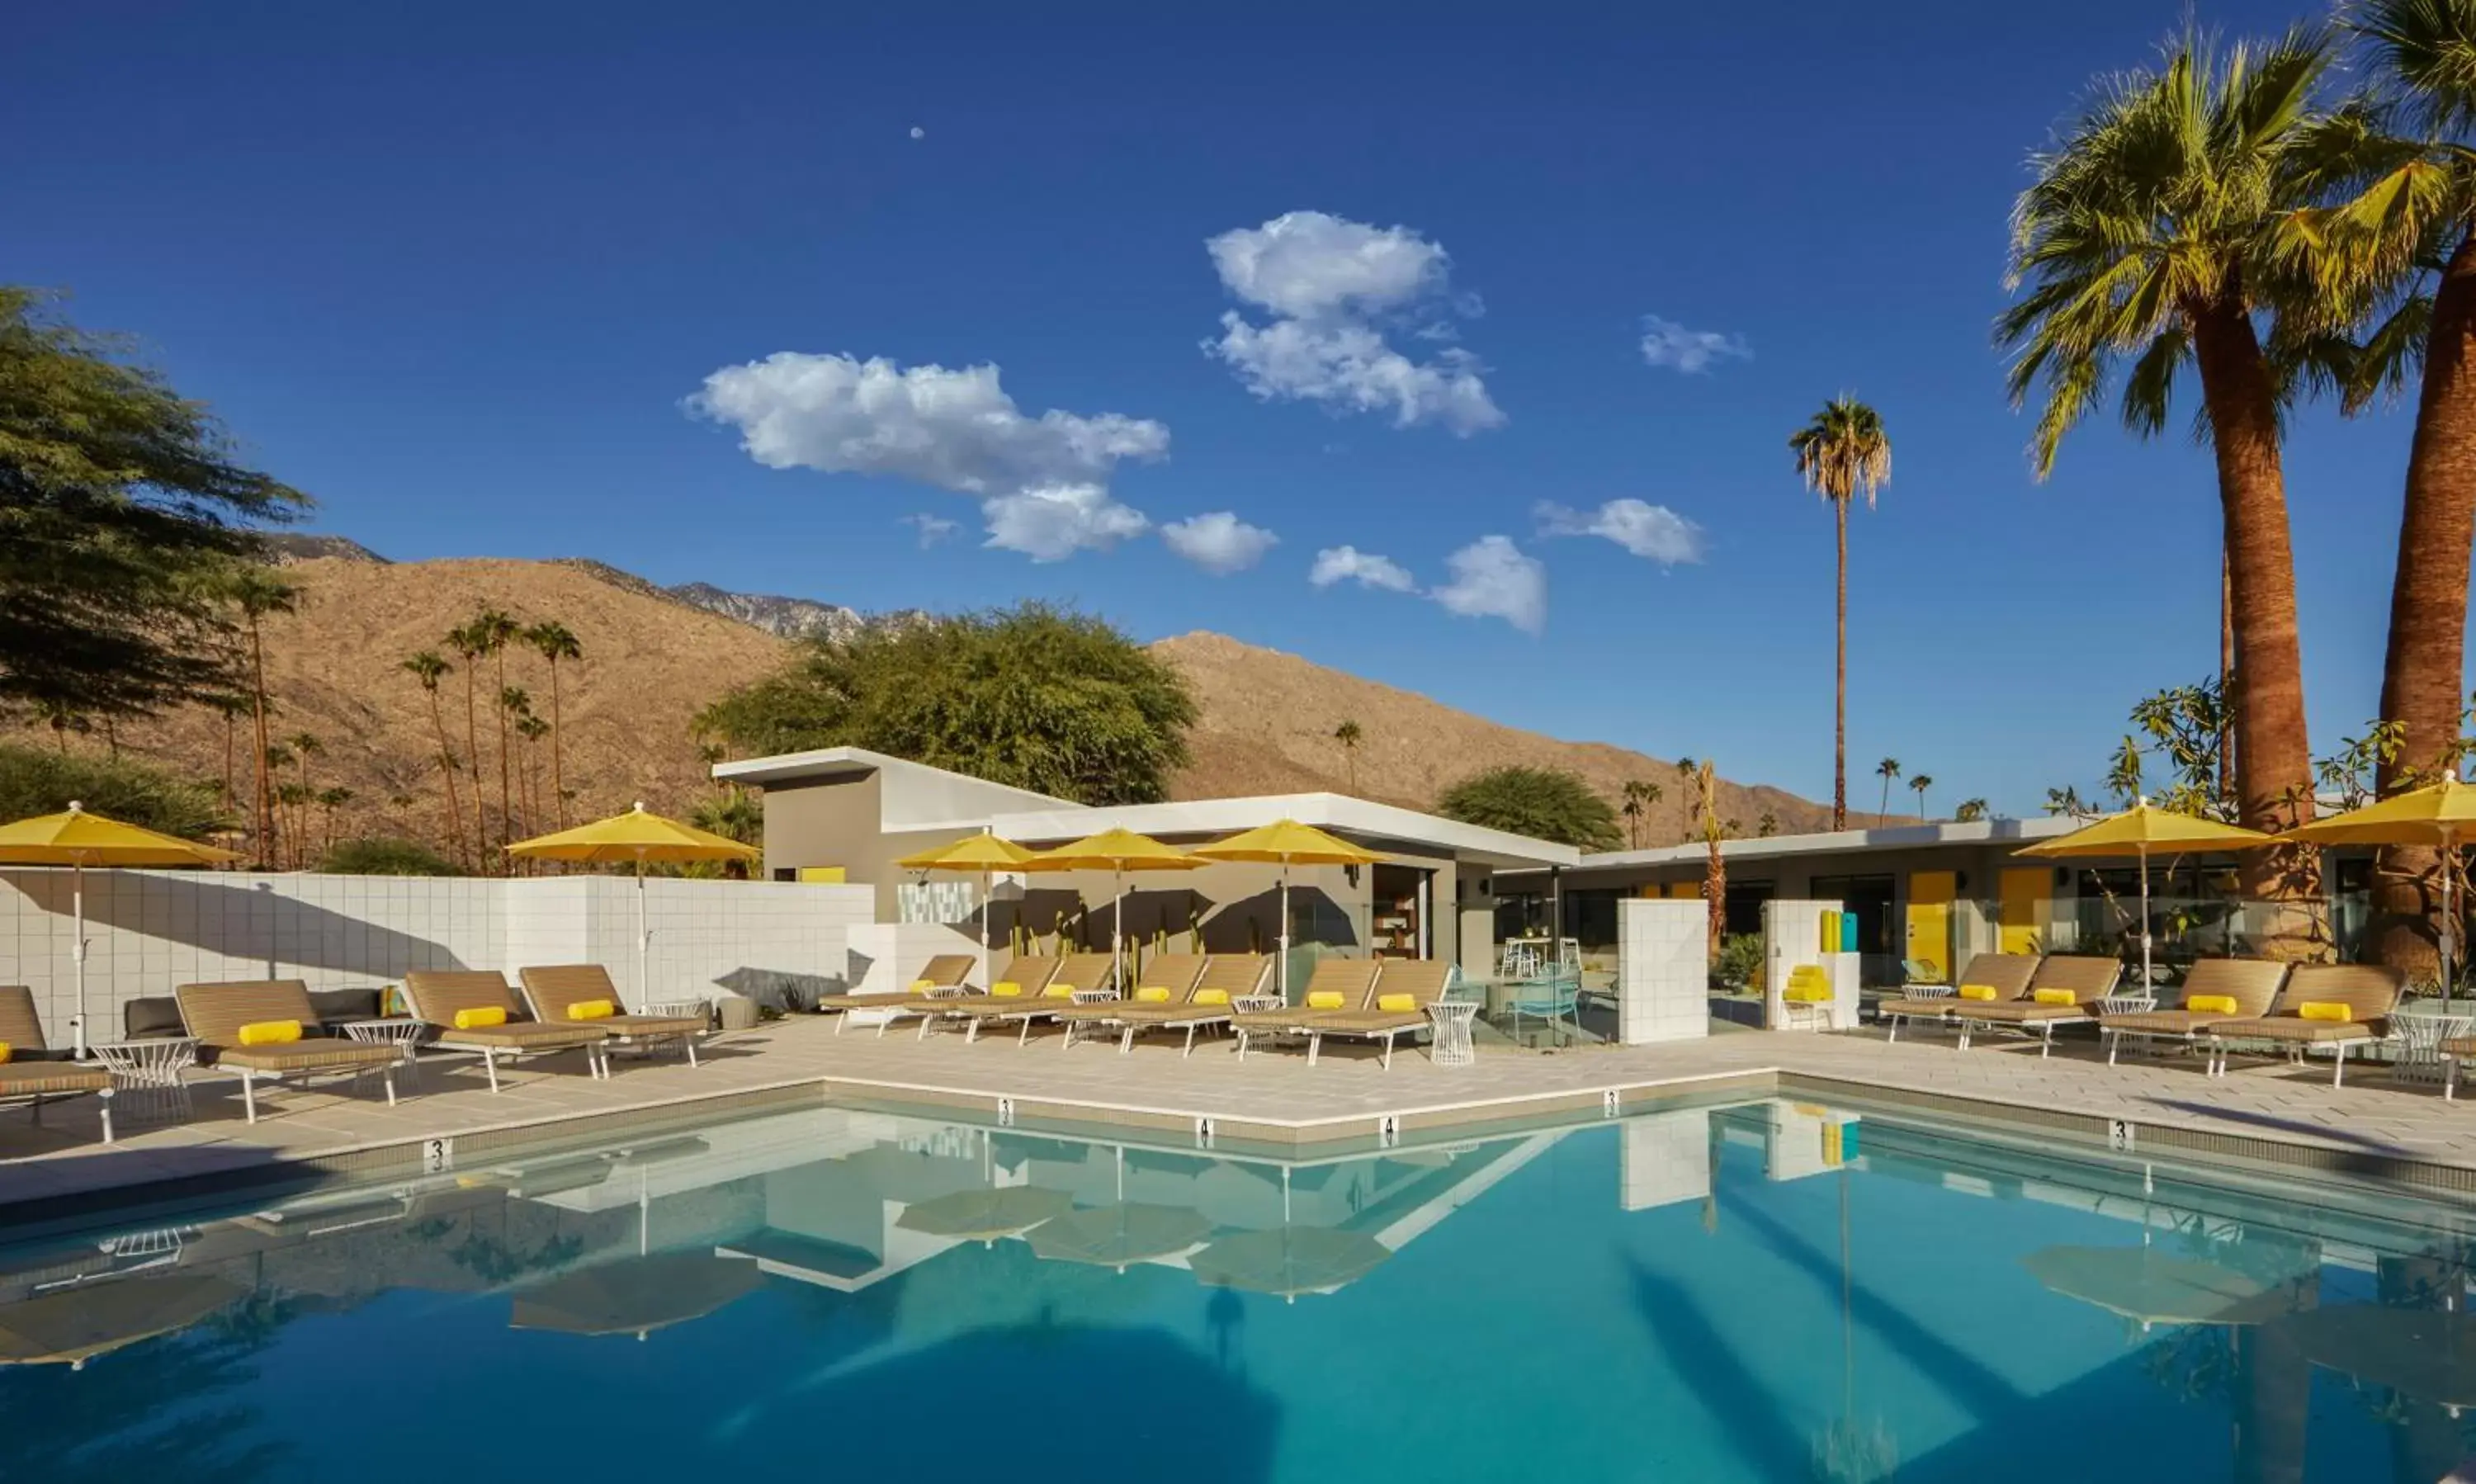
[548,656,567,828]
[428,695,466,868]
[1834,496,1849,830]
[462,666,484,860]
[2188,296,2319,921]
[2218,545,2237,807]
[494,650,512,874]
[248,619,273,870]
[2372,229,2476,983]
[220,711,236,817]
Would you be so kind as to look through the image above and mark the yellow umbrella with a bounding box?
[506,803,759,1004]
[0,1275,245,1368]
[896,832,1040,958]
[2288,778,2476,1002]
[2017,799,2275,992]
[1019,827,1204,989]
[0,802,240,1056]
[1194,820,1381,995]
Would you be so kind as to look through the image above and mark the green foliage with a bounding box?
[1954,798,1989,823]
[697,603,1196,806]
[0,742,225,838]
[0,287,306,716]
[1789,399,1892,508]
[1435,765,1622,851]
[318,836,463,876]
[1713,932,1765,990]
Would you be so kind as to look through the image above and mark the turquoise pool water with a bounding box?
[4,1099,2474,1482]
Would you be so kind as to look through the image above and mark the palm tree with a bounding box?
[474,608,520,867]
[316,787,352,858]
[206,694,248,815]
[447,620,489,855]
[1622,779,1663,850]
[1954,797,1990,823]
[1999,26,2337,910]
[221,569,297,867]
[1874,758,1902,826]
[286,732,321,869]
[524,620,581,827]
[1332,719,1363,795]
[516,711,550,841]
[274,782,309,866]
[1692,759,1727,951]
[1758,810,1779,838]
[36,701,87,754]
[401,652,467,867]
[1908,773,1934,821]
[499,687,532,838]
[1791,398,1892,832]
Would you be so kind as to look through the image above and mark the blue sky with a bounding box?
[6,0,2416,817]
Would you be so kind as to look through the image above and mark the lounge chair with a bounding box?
[518,965,711,1066]
[1232,958,1384,1061]
[1302,959,1454,1069]
[1101,953,1275,1057]
[1951,956,2123,1056]
[174,979,407,1124]
[938,953,1117,1045]
[401,971,611,1089]
[0,985,117,1142]
[900,955,1062,1040]
[811,953,979,1034]
[2204,963,2406,1086]
[1877,953,2039,1042]
[1055,954,1206,1050]
[2098,959,2290,1065]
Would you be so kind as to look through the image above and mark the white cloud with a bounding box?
[900,512,960,547]
[1431,536,1546,635]
[1309,545,1417,593]
[687,352,1168,560]
[1160,512,1278,574]
[1205,211,1505,435]
[980,484,1149,562]
[1638,314,1751,374]
[1535,499,1707,565]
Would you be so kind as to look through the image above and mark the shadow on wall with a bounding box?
[968,884,1362,957]
[45,872,463,981]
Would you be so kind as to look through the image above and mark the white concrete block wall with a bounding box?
[1616,898,1708,1046]
[1619,1108,1713,1211]
[574,879,873,1009]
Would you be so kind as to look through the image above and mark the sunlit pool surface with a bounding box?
[4,1098,2474,1482]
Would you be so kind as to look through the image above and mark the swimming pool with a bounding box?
[3,1097,2472,1482]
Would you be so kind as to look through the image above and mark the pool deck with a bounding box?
[6,1012,2476,1222]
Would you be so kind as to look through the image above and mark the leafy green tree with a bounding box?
[1791,398,1892,832]
[319,835,462,875]
[1435,765,1622,851]
[0,743,224,838]
[1954,798,1989,823]
[698,603,1196,806]
[0,287,305,718]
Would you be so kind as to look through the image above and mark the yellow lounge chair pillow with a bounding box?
[1043,983,1078,999]
[1377,993,1416,1013]
[1957,985,2000,1002]
[452,1005,508,1031]
[1784,985,1832,1004]
[910,979,938,994]
[2185,994,2237,1014]
[0,1042,12,1065]
[1307,990,1344,1009]
[566,999,617,1021]
[2298,1001,2351,1023]
[238,1019,303,1046]
[1135,986,1171,1003]
[991,981,1024,998]
[1193,990,1229,1006]
[2031,989,2077,1006]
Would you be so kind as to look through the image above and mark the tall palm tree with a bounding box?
[220,569,297,868]
[286,732,321,869]
[316,787,352,858]
[1999,26,2341,911]
[1790,398,1891,831]
[401,651,467,867]
[447,620,489,855]
[499,686,532,839]
[1332,719,1363,795]
[274,782,309,866]
[473,608,520,868]
[206,693,248,815]
[516,713,550,842]
[1693,759,1727,951]
[1874,758,1902,827]
[36,701,87,754]
[523,620,581,827]
[1622,778,1663,850]
[1954,797,1990,823]
[1908,773,1934,821]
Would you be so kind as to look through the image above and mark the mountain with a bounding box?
[94,555,1837,861]
[259,532,389,565]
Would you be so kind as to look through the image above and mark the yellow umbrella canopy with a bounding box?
[1188,1226,1392,1303]
[1027,1203,1214,1272]
[2289,778,2476,997]
[896,834,1040,956]
[0,803,241,1056]
[506,803,759,1004]
[509,1252,764,1340]
[1194,820,1381,994]
[0,1275,246,1368]
[1019,827,1203,984]
[2020,1246,2295,1332]
[2283,1305,2476,1415]
[896,1186,1075,1245]
[2016,801,2277,990]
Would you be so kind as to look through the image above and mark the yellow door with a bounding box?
[1905,872,1956,982]
[1670,881,1701,900]
[1999,868,2045,956]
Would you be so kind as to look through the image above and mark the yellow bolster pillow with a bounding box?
[910,979,937,995]
[1784,985,1831,1004]
[1307,990,1344,1009]
[992,981,1023,998]
[2185,994,2237,1014]
[1958,985,1999,1002]
[0,1042,12,1065]
[2299,1001,2352,1023]
[2031,989,2077,1006]
[566,999,616,1021]
[1193,990,1229,1006]
[237,1019,302,1046]
[1377,994,1416,1013]
[1043,983,1078,999]
[453,1006,508,1031]
[1135,986,1171,1003]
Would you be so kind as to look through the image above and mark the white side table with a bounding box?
[1426,1000,1481,1066]
[2098,995,2158,1017]
[335,1018,428,1085]
[2393,1007,2472,1085]
[640,999,711,1023]
[91,1037,197,1131]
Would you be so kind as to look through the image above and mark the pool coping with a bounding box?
[7,1050,2476,1238]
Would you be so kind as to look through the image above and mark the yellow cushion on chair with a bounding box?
[1193,990,1229,1006]
[2299,1001,2352,1023]
[0,1042,12,1065]
[991,981,1023,998]
[1377,993,1416,1013]
[2031,989,2077,1006]
[909,979,938,994]
[237,1019,303,1046]
[1784,985,1832,1004]
[566,999,616,1021]
[452,1006,508,1031]
[2185,994,2237,1014]
[1307,990,1344,1009]
[1044,983,1079,1000]
[1958,985,1999,1002]
[1135,986,1171,1003]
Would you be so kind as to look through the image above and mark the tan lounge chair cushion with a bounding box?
[1949,952,2042,1001]
[217,1042,405,1074]
[519,966,706,1039]
[2209,964,2404,1046]
[1234,957,1383,1028]
[0,986,54,1056]
[0,1061,111,1096]
[1878,998,1962,1018]
[1955,1000,2091,1024]
[402,971,529,1027]
[2023,956,2124,1005]
[2166,959,2289,1018]
[2206,1018,2379,1045]
[176,979,333,1052]
[2103,1009,2229,1037]
[437,1021,608,1051]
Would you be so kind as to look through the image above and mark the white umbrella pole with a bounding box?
[636,855,650,1009]
[1113,868,1126,992]
[2138,841,2152,995]
[71,860,88,1060]
[1279,863,1292,1000]
[2445,829,2458,1012]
